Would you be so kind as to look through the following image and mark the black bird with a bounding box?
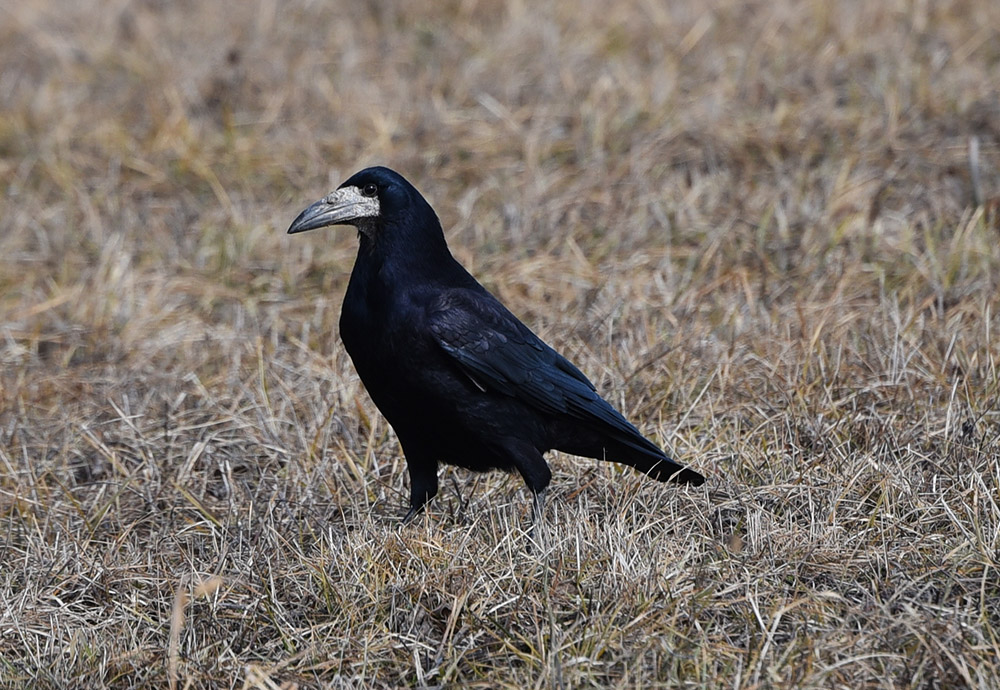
[288,166,704,522]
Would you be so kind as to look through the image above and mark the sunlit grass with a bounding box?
[1,0,999,687]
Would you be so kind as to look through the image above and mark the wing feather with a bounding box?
[429,289,660,450]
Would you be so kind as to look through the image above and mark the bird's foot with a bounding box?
[401,506,422,525]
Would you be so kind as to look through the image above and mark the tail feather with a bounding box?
[600,430,706,486]
[624,452,705,485]
[555,428,705,486]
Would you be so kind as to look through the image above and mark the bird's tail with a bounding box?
[557,429,705,486]
[620,449,705,485]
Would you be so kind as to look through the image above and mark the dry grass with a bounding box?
[2,0,1000,687]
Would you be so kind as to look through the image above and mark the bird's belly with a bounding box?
[347,350,546,469]
[340,300,550,468]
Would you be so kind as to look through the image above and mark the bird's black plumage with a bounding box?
[288,166,704,520]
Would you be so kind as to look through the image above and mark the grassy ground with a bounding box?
[2,0,999,687]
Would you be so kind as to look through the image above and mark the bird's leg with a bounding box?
[403,476,437,523]
[401,449,438,524]
[500,438,552,546]
[530,488,549,548]
[401,504,423,524]
[532,488,546,523]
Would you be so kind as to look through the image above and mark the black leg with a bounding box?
[401,443,438,523]
[501,438,551,496]
[498,438,551,544]
[532,488,547,524]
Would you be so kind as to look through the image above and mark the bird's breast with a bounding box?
[340,278,435,390]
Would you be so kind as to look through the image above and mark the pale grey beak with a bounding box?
[287,186,380,234]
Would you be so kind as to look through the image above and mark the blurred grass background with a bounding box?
[1,0,999,687]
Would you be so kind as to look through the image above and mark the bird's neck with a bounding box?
[357,215,455,278]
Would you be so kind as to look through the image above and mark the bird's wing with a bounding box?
[427,289,648,437]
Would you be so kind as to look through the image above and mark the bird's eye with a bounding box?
[361,183,378,197]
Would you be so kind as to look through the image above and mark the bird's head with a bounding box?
[287,166,439,245]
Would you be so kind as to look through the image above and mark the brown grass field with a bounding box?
[2,0,1000,687]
